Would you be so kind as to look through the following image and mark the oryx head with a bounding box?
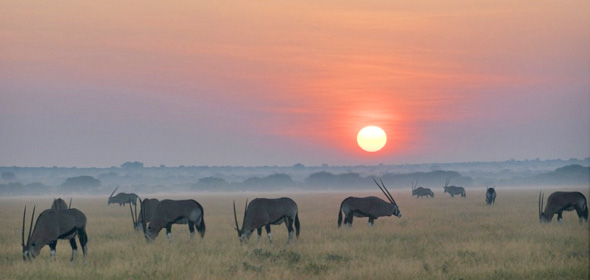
[374,178,401,218]
[108,186,119,205]
[233,199,253,242]
[538,192,550,223]
[21,206,38,261]
[443,178,451,193]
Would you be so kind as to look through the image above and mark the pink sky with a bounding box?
[1,1,589,167]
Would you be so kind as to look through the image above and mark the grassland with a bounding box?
[0,187,588,279]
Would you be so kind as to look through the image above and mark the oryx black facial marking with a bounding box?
[233,197,300,244]
[539,191,587,224]
[337,178,401,228]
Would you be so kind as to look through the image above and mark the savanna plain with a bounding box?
[0,187,588,280]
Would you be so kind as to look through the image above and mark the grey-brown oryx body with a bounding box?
[129,198,187,232]
[486,187,496,205]
[22,206,88,261]
[338,178,401,227]
[51,198,71,210]
[233,197,300,244]
[108,187,138,206]
[412,181,434,198]
[539,191,587,223]
[443,178,466,197]
[144,199,205,242]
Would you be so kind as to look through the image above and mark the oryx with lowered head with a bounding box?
[412,180,434,198]
[338,178,401,227]
[21,206,88,261]
[143,199,205,242]
[539,191,587,224]
[233,197,300,244]
[443,178,466,198]
[108,187,138,206]
[129,198,188,232]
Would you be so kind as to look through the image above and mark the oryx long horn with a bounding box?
[233,201,240,232]
[109,187,119,198]
[379,178,397,204]
[68,198,72,209]
[374,178,395,204]
[27,206,35,246]
[134,200,138,224]
[139,199,147,235]
[21,206,26,248]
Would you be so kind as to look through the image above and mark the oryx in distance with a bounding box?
[233,197,300,244]
[486,187,496,205]
[337,178,401,227]
[21,206,88,261]
[443,178,466,198]
[411,180,434,198]
[539,191,587,224]
[108,187,138,206]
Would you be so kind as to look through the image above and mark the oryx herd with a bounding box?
[19,180,588,262]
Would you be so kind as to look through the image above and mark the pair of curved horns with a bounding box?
[129,200,139,230]
[21,206,35,251]
[233,199,248,233]
[374,178,396,205]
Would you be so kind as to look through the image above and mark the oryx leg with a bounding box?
[165,225,173,242]
[78,229,88,257]
[285,218,295,244]
[188,221,196,239]
[557,211,563,223]
[347,214,354,227]
[265,224,273,243]
[69,237,78,261]
[49,240,57,259]
[368,217,374,227]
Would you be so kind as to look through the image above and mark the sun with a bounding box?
[357,126,387,152]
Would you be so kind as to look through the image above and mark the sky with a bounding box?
[1,1,589,168]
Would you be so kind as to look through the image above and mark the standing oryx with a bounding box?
[539,191,588,224]
[338,178,401,227]
[443,178,466,198]
[412,180,434,198]
[51,198,71,210]
[144,199,205,242]
[129,198,188,232]
[108,187,138,206]
[233,197,300,244]
[22,206,88,261]
[486,187,496,205]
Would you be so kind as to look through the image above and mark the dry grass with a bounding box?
[0,188,588,279]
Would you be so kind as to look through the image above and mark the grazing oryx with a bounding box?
[412,180,434,198]
[129,198,188,232]
[338,178,401,227]
[22,206,88,261]
[144,199,205,242]
[51,198,71,210]
[233,197,300,244]
[485,187,496,205]
[443,178,466,198]
[108,187,138,206]
[539,191,588,224]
